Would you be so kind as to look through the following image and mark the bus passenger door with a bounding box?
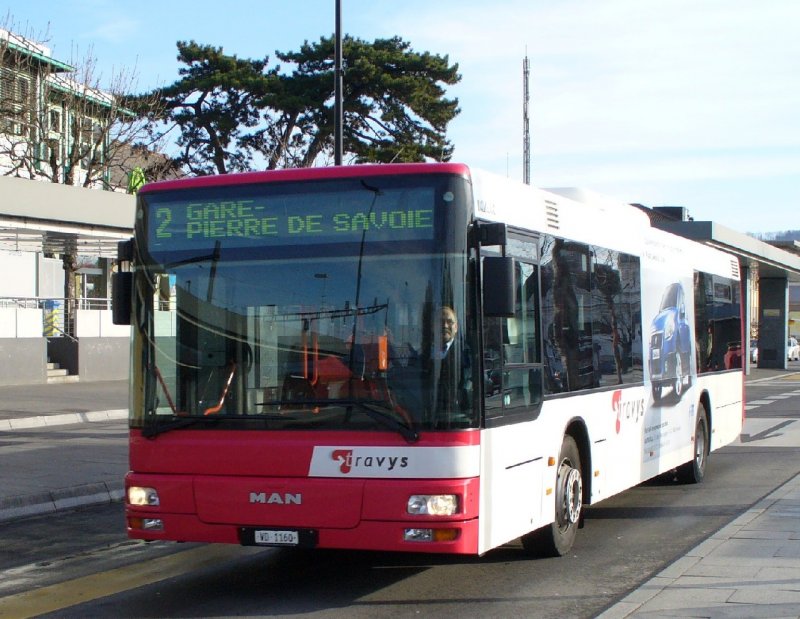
[480,252,547,551]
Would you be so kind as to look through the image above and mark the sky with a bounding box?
[5,0,799,235]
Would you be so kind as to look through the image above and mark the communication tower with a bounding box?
[522,54,531,185]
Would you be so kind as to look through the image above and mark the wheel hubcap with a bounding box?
[674,354,683,396]
[695,421,707,470]
[557,461,582,525]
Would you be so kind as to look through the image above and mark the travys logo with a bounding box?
[612,389,646,434]
[331,449,409,474]
[310,445,480,478]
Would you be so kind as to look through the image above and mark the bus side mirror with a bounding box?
[483,256,515,318]
[113,238,134,325]
[112,271,133,325]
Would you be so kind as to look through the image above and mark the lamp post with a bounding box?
[334,0,343,165]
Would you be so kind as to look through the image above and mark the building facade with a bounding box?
[1,27,119,189]
[0,28,134,385]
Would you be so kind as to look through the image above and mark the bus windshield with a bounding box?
[130,173,477,436]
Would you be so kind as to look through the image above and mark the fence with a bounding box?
[0,297,128,338]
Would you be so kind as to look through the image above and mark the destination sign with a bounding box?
[146,189,436,251]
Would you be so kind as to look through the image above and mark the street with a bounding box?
[1,372,799,618]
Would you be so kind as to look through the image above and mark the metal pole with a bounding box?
[523,54,530,185]
[334,0,343,165]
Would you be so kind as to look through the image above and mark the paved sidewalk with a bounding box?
[0,380,128,523]
[0,379,128,429]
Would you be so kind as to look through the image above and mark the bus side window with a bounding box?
[483,257,543,421]
[503,261,542,414]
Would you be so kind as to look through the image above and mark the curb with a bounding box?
[0,409,127,432]
[0,481,125,524]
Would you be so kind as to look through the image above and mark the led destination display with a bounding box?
[146,187,436,251]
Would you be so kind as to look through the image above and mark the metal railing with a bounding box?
[0,296,114,338]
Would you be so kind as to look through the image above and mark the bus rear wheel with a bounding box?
[521,435,583,557]
[677,404,709,484]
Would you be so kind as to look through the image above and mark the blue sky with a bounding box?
[5,0,799,235]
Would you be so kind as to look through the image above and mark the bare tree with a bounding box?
[0,23,167,190]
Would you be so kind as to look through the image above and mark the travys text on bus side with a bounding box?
[148,198,435,250]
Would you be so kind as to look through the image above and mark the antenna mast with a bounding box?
[522,53,531,185]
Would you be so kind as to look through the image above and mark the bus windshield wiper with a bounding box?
[336,398,419,443]
[258,397,418,443]
[142,413,295,438]
[143,415,206,438]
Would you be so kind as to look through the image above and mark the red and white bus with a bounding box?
[114,162,743,556]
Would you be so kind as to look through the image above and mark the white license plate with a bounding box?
[652,349,660,360]
[254,530,299,545]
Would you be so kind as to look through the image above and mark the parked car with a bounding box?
[789,336,800,361]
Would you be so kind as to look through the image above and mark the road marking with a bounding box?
[748,400,774,405]
[764,394,793,399]
[0,544,256,618]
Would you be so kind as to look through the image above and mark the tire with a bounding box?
[673,352,683,399]
[652,383,662,403]
[521,435,583,557]
[677,404,709,484]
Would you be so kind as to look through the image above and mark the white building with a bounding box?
[0,28,134,385]
[0,27,118,188]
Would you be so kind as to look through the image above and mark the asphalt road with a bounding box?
[1,374,799,618]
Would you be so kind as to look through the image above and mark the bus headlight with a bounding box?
[407,494,458,516]
[128,486,160,506]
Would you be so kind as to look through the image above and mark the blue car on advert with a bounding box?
[649,282,692,403]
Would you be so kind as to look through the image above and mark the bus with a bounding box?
[113,162,744,556]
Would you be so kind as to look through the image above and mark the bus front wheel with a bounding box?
[521,435,583,557]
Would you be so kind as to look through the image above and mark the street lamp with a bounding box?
[334,0,343,165]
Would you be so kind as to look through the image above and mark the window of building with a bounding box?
[49,108,62,133]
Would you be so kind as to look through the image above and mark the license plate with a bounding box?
[254,529,299,546]
[652,349,660,360]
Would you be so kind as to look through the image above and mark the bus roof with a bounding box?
[138,163,472,194]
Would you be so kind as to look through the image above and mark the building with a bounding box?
[0,28,135,386]
[0,174,133,385]
[0,27,127,189]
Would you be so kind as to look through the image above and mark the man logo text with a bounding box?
[249,492,302,505]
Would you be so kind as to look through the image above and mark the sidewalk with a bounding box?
[0,379,128,430]
[0,380,128,522]
[1,371,799,618]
